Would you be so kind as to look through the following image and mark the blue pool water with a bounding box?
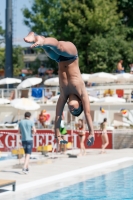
[30,165,133,200]
[0,155,17,161]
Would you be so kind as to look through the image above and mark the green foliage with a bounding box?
[0,48,5,68]
[0,46,24,76]
[13,46,25,76]
[22,0,133,73]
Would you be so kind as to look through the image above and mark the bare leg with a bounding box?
[23,154,30,169]
[81,135,86,155]
[60,135,67,154]
[24,32,78,57]
[62,135,66,153]
[100,135,105,154]
[78,136,82,156]
[101,134,109,153]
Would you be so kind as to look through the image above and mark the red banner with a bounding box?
[0,130,112,151]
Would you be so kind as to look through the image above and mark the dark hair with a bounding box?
[24,112,31,118]
[103,118,107,122]
[71,104,83,117]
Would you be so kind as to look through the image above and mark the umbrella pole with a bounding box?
[70,114,74,154]
[108,105,110,126]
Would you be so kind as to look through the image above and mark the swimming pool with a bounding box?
[0,155,17,161]
[30,165,133,200]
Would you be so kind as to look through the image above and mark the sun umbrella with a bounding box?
[81,74,90,82]
[50,95,59,101]
[89,96,99,102]
[11,98,40,110]
[0,78,21,88]
[17,77,42,89]
[50,94,99,103]
[88,72,117,83]
[115,73,133,82]
[0,98,10,104]
[96,96,126,103]
[44,77,59,86]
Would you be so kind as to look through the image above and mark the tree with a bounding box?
[117,0,133,40]
[22,0,133,73]
[0,46,24,76]
[13,46,25,76]
[0,48,5,68]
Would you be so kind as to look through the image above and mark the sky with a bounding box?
[0,0,32,47]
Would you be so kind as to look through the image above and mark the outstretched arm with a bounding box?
[81,92,94,138]
[54,95,67,139]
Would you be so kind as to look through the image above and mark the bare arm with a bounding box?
[117,63,124,71]
[54,95,67,138]
[81,92,94,138]
[18,128,21,146]
[32,125,36,134]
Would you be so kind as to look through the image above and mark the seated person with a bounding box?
[38,65,47,77]
[116,60,125,73]
[129,63,133,74]
[44,88,53,100]
[103,89,114,97]
[8,90,15,100]
[21,89,29,98]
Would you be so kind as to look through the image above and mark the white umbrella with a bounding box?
[17,77,42,89]
[0,78,21,88]
[89,96,99,102]
[50,95,59,101]
[88,72,117,83]
[96,96,126,103]
[50,95,99,103]
[44,77,59,86]
[81,74,90,81]
[11,98,40,110]
[115,73,133,82]
[0,98,10,104]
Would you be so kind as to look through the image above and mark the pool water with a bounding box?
[30,165,133,200]
[0,155,17,161]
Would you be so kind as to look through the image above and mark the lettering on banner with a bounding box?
[35,134,45,148]
[5,134,16,148]
[45,133,55,147]
[0,133,4,148]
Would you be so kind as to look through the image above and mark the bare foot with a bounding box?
[82,152,86,156]
[30,35,45,48]
[78,153,82,156]
[24,32,35,43]
[99,151,104,154]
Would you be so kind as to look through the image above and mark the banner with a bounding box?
[0,130,113,151]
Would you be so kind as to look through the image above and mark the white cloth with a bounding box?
[60,120,65,128]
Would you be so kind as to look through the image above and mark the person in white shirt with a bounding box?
[44,88,53,99]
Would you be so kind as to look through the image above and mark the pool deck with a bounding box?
[0,148,133,200]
